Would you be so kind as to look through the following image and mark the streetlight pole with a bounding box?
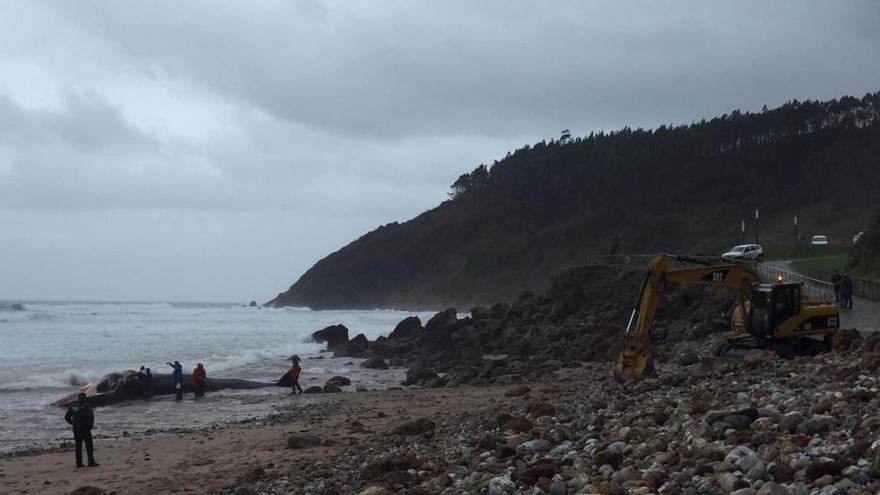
[755,209,759,244]
[741,220,745,244]
[794,214,798,245]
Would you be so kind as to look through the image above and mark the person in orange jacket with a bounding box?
[192,363,207,398]
[289,357,303,395]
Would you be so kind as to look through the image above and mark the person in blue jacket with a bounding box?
[167,360,183,401]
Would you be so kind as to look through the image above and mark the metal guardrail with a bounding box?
[582,254,837,304]
[753,263,836,303]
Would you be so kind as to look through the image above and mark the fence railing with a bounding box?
[752,263,836,303]
[581,253,837,304]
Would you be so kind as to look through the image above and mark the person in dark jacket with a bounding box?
[142,367,153,399]
[64,393,98,468]
[167,360,183,401]
[192,363,206,398]
[841,275,854,309]
[831,272,842,302]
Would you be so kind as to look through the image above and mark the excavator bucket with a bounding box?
[612,349,652,382]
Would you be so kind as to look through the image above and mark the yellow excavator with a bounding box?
[613,253,840,381]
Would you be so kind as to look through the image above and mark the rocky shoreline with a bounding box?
[222,330,880,495]
[5,264,879,494]
[304,265,731,390]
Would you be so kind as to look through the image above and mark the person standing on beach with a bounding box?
[64,393,98,468]
[142,367,153,399]
[167,360,183,401]
[192,363,206,398]
[289,357,303,395]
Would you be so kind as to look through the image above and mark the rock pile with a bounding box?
[226,332,880,494]
[356,265,732,388]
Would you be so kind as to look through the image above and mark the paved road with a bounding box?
[766,260,880,332]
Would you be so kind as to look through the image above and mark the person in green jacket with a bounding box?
[64,393,99,468]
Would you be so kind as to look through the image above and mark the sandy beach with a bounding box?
[0,384,516,494]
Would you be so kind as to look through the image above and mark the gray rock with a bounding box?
[517,439,551,456]
[796,415,838,435]
[360,357,389,369]
[487,476,517,495]
[389,417,435,436]
[755,481,787,495]
[781,411,804,433]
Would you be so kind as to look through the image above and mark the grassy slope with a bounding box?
[763,244,850,261]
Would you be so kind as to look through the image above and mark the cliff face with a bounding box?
[269,92,880,310]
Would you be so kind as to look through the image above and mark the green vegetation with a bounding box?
[270,92,880,309]
[790,255,849,275]
[763,244,851,261]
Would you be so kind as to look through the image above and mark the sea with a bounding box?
[0,301,434,453]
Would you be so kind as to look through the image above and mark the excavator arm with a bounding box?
[612,253,761,382]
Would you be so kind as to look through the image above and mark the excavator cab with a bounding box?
[748,283,800,338]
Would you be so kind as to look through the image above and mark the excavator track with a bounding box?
[715,335,832,359]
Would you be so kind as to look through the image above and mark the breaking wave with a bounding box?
[0,302,26,312]
[0,370,94,392]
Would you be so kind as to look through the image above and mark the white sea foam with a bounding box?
[0,370,93,392]
[0,301,434,452]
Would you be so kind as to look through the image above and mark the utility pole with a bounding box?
[755,209,760,244]
[741,220,746,244]
[794,214,798,245]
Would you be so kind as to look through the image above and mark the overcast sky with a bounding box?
[1,1,878,302]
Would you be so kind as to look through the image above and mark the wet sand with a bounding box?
[0,385,515,494]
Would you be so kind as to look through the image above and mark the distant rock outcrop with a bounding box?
[311,324,349,350]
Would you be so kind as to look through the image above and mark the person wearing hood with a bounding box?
[289,356,303,395]
[192,363,206,398]
[64,393,98,468]
[167,360,183,401]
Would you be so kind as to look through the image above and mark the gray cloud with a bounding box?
[46,1,880,138]
[0,0,878,301]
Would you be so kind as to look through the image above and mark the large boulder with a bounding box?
[425,308,457,332]
[491,302,509,319]
[361,454,421,481]
[388,316,423,339]
[326,376,351,387]
[311,324,350,350]
[403,367,439,386]
[337,333,369,357]
[470,306,493,320]
[303,386,323,394]
[796,415,838,435]
[389,418,436,436]
[361,357,390,369]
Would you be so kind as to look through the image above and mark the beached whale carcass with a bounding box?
[53,370,279,407]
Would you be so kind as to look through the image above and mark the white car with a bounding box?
[811,235,829,246]
[721,244,764,262]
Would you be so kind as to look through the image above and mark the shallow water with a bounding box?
[0,301,432,452]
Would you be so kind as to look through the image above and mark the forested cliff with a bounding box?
[269,92,880,309]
